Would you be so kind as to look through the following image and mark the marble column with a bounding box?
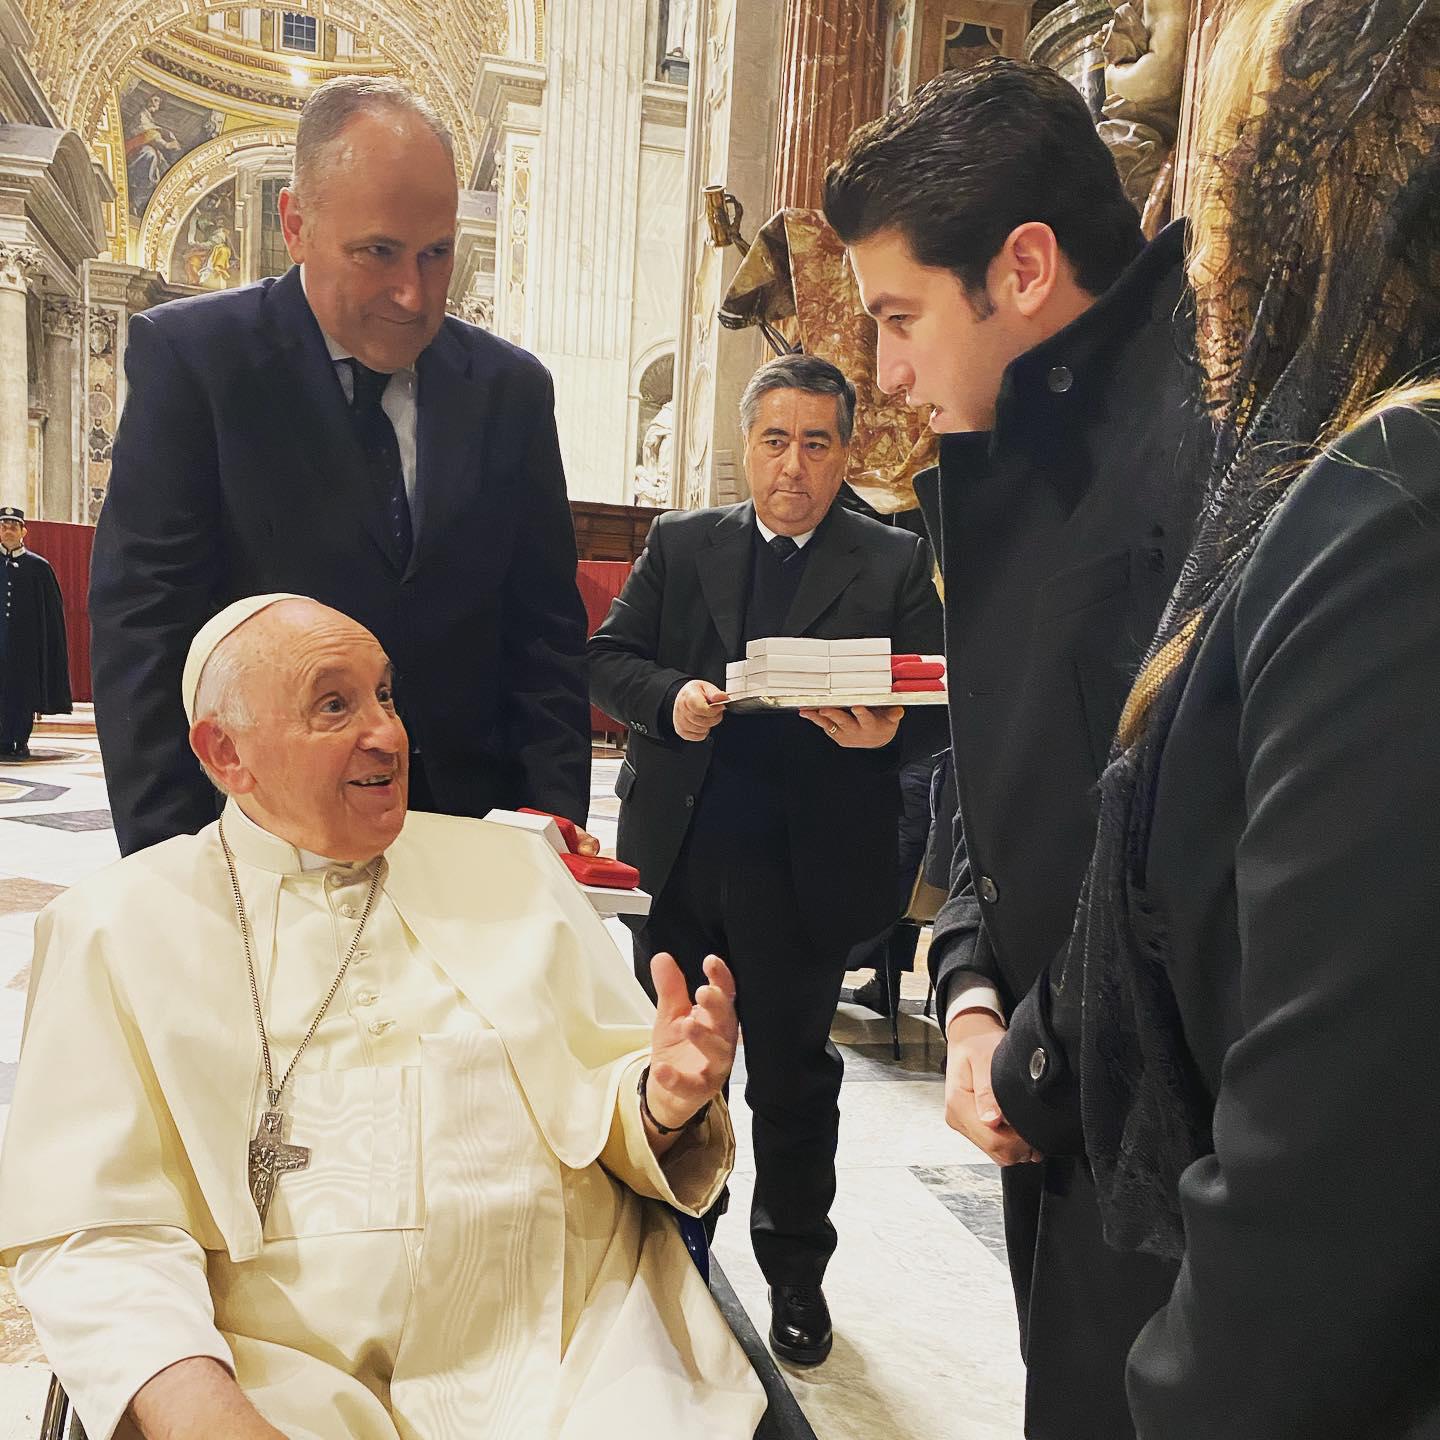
[41,297,81,521]
[0,243,40,510]
[670,0,788,510]
[529,0,650,502]
[771,0,887,212]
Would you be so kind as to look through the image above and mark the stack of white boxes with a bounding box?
[724,637,892,699]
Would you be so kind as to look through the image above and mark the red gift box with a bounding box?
[519,806,579,851]
[891,661,945,681]
[561,853,642,889]
[893,678,945,692]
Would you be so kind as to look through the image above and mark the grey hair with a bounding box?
[738,353,857,445]
[191,638,257,791]
[292,76,454,205]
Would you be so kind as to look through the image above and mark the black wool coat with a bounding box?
[0,550,71,716]
[1093,404,1440,1440]
[917,221,1205,1439]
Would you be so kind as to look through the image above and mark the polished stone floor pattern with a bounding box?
[0,737,1025,1439]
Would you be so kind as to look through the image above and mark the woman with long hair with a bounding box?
[1032,0,1440,1433]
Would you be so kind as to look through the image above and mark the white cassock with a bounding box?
[0,802,765,1440]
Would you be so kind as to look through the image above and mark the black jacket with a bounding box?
[1096,404,1440,1439]
[90,267,590,855]
[917,221,1204,1143]
[0,550,71,715]
[588,500,944,952]
[916,221,1205,1440]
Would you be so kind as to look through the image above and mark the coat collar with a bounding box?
[693,500,870,656]
[694,503,755,658]
[1003,219,1187,403]
[938,220,1190,498]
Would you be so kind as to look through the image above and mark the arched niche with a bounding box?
[139,126,296,279]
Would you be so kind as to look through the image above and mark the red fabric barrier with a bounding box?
[10,531,632,722]
[25,521,93,704]
[576,560,632,738]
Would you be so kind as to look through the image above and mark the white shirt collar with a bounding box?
[2,546,25,559]
[225,797,372,875]
[753,516,816,549]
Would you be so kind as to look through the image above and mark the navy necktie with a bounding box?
[768,534,801,564]
[347,359,413,568]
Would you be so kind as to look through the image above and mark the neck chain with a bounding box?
[219,817,383,1224]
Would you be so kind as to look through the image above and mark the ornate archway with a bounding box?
[20,0,548,169]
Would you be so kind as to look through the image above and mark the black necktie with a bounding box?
[347,359,413,568]
[768,534,801,564]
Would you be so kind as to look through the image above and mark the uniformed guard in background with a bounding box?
[0,508,71,759]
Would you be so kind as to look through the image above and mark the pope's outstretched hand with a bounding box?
[646,953,738,1133]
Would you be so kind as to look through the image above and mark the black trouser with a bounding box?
[634,825,849,1287]
[0,685,33,752]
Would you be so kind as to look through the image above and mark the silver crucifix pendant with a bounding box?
[248,1104,310,1225]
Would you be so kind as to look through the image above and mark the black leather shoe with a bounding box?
[769,1284,833,1366]
[846,972,894,1017]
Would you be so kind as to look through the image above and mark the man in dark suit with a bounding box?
[824,60,1203,1438]
[589,353,944,1370]
[90,76,590,857]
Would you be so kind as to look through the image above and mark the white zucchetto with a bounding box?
[181,593,309,724]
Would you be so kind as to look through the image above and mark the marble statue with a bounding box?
[1097,0,1190,223]
[633,401,674,507]
[664,0,692,57]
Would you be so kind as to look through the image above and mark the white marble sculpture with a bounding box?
[633,401,674,507]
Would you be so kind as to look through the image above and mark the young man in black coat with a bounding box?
[590,354,944,1369]
[824,60,1204,1438]
[0,508,70,758]
[90,77,590,857]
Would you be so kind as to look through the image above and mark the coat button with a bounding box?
[338,902,357,918]
[684,794,695,808]
[978,875,998,904]
[368,1018,395,1037]
[1029,1046,1048,1082]
[1046,365,1074,394]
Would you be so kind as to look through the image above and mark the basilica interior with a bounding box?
[0,0,1218,1435]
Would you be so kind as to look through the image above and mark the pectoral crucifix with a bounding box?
[248,1103,310,1225]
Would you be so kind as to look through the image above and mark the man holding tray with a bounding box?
[590,352,944,1369]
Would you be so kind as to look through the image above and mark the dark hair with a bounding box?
[739,353,857,444]
[822,59,1143,299]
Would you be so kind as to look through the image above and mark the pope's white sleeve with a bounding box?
[12,1224,234,1440]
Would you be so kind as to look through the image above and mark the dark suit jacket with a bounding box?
[91,266,590,855]
[588,501,944,954]
[1102,403,1440,1439]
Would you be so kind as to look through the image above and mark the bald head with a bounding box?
[189,600,409,861]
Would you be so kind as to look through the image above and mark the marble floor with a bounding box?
[0,731,1026,1439]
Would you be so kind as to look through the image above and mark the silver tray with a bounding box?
[726,690,948,714]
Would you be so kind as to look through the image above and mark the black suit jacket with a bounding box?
[91,266,590,855]
[588,501,944,953]
[1101,404,1440,1439]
